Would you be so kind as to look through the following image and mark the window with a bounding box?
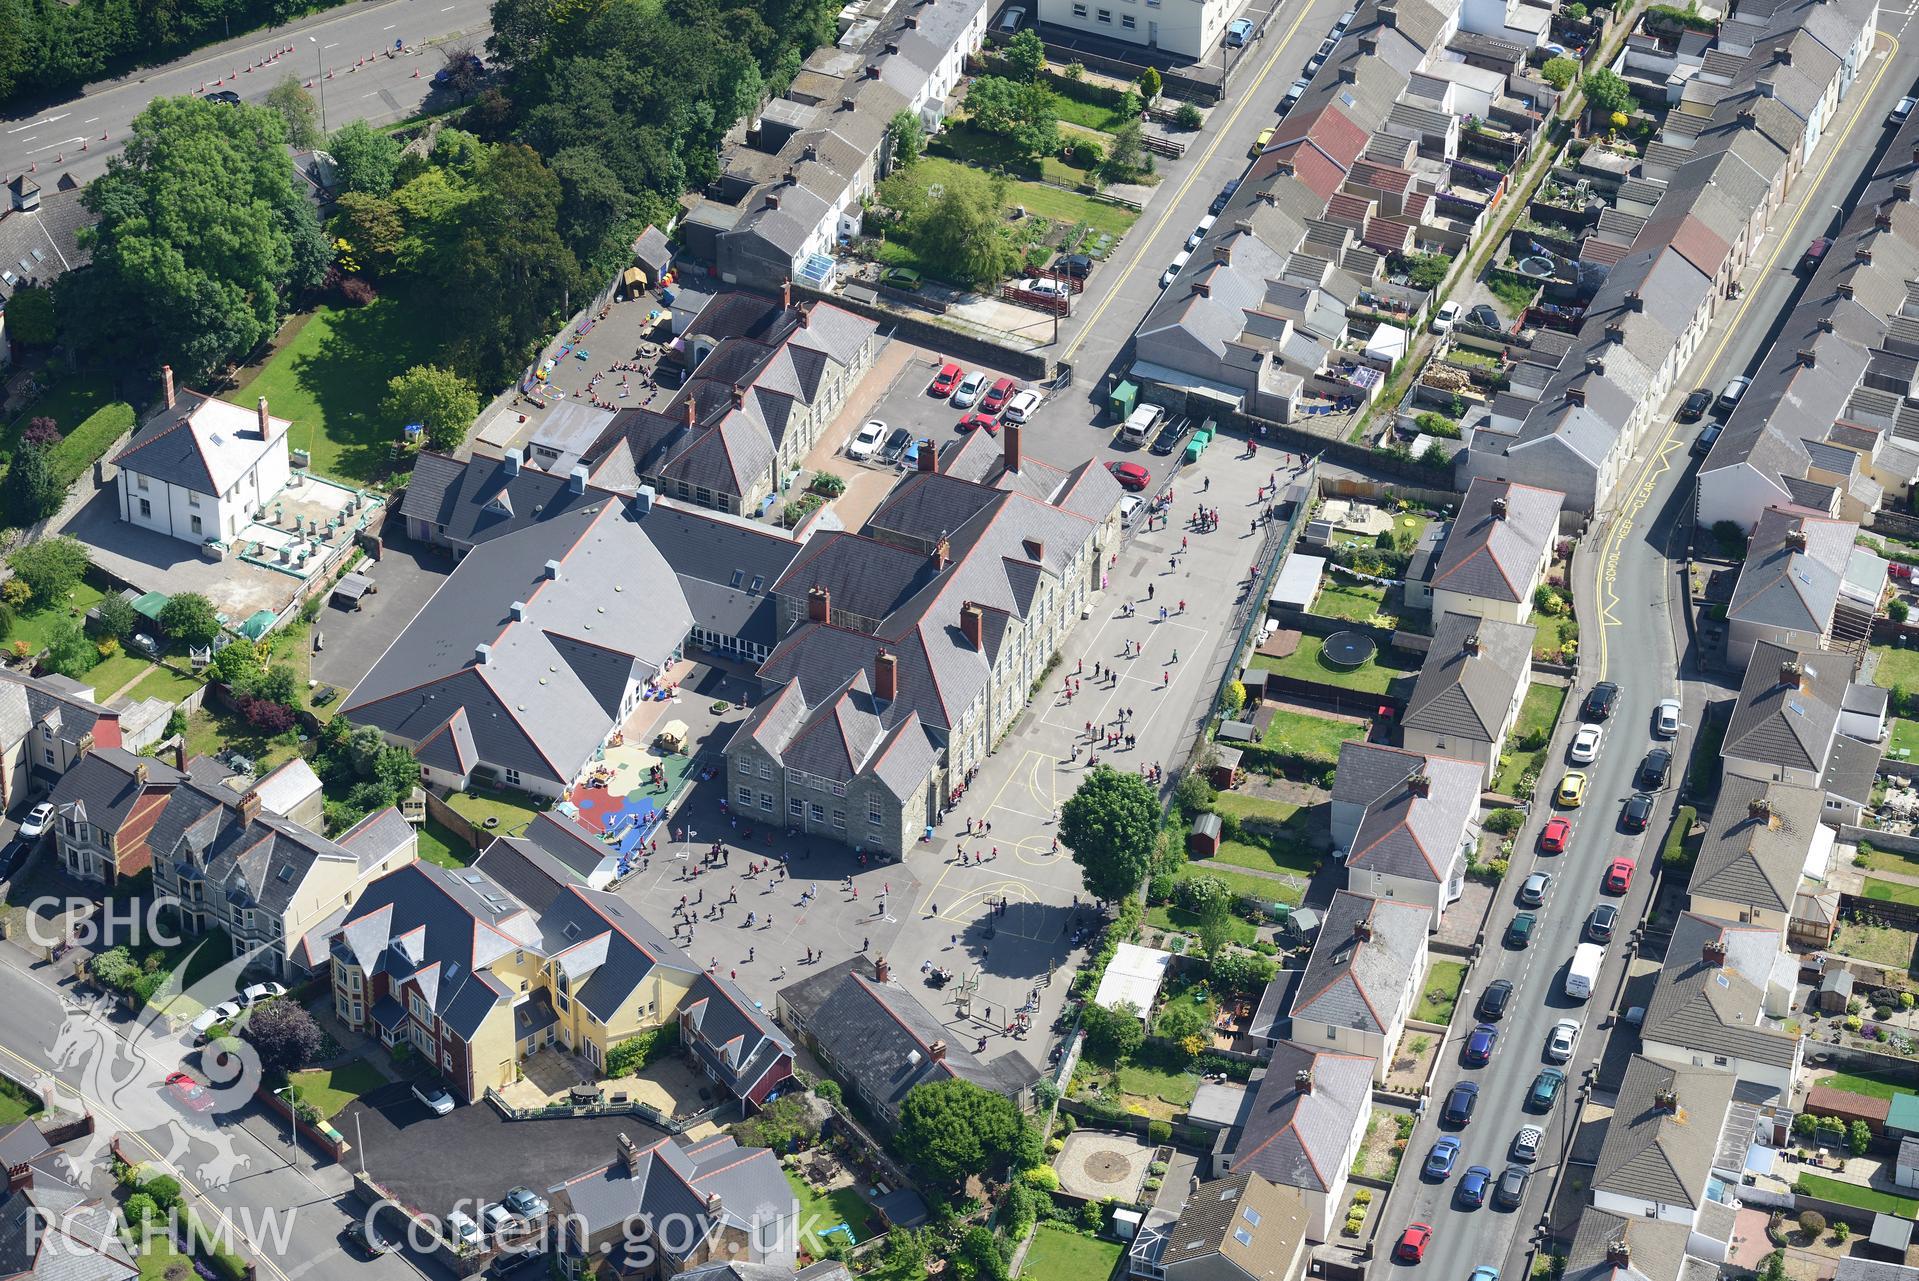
[188,493,201,508]
[1243,1208,1262,1227]
[190,515,203,535]
[869,795,884,825]
[738,786,754,807]
[1326,1025,1338,1040]
[1122,14,1134,26]
[759,760,772,779]
[830,781,847,797]
[1234,1229,1253,1246]
[1097,7,1110,19]
[1072,2,1086,12]
[832,809,845,829]
[43,749,54,766]
[503,768,521,787]
[789,797,804,818]
[760,792,774,812]
[136,474,149,491]
[138,499,152,519]
[809,802,825,823]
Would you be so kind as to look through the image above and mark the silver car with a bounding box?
[1655,698,1682,737]
[1512,1125,1543,1163]
[1545,1019,1580,1063]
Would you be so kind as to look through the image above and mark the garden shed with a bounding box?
[1896,1135,1919,1189]
[1207,745,1243,790]
[1188,812,1222,858]
[1814,967,1853,1014]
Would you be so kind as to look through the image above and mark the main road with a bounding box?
[0,0,493,191]
[1371,21,1919,1281]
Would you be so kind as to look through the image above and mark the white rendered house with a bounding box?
[115,369,292,547]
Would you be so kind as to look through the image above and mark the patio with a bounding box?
[494,1044,715,1123]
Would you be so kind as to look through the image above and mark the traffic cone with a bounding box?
[413,68,420,77]
[305,80,313,88]
[80,139,86,151]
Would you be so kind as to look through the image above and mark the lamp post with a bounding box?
[309,37,328,133]
[272,1086,296,1147]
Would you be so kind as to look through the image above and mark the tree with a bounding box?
[210,640,262,691]
[1155,997,1209,1052]
[158,593,221,649]
[1059,765,1159,903]
[4,285,54,345]
[1138,66,1161,100]
[21,417,61,448]
[1102,119,1147,180]
[888,109,924,169]
[1762,1252,1787,1281]
[1583,68,1633,118]
[383,365,480,451]
[896,1077,1028,1187]
[256,663,301,709]
[1004,29,1045,80]
[91,594,137,642]
[328,120,402,196]
[1211,950,1276,994]
[965,75,1058,160]
[2,442,61,525]
[6,534,89,604]
[331,193,404,277]
[1890,598,1909,623]
[1541,56,1578,91]
[918,169,1019,287]
[263,77,320,149]
[1172,770,1215,820]
[373,746,420,801]
[1195,892,1235,959]
[1847,1119,1871,1157]
[436,43,487,99]
[1080,999,1145,1060]
[237,1000,324,1077]
[42,619,97,677]
[89,947,140,990]
[1219,680,1246,717]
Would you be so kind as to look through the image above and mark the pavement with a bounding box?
[0,0,494,192]
[1367,26,1919,1281]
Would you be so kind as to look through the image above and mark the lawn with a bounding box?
[3,376,137,495]
[0,1075,43,1126]
[1414,960,1468,1024]
[1829,919,1919,970]
[1021,1226,1124,1281]
[128,664,204,706]
[1821,1068,1919,1101]
[1795,1172,1919,1218]
[82,651,154,702]
[134,1239,193,1281]
[415,817,474,869]
[444,786,542,837]
[1857,840,1919,880]
[1531,613,1578,663]
[287,1061,387,1121]
[183,703,302,774]
[7,580,107,656]
[1258,706,1368,764]
[1175,859,1300,907]
[231,293,441,484]
[1314,582,1390,624]
[1863,877,1919,906]
[1495,682,1568,796]
[1114,1050,1200,1107]
[1872,643,1919,692]
[1212,838,1319,878]
[1250,633,1419,695]
[786,1167,881,1250]
[1887,717,1919,761]
[903,154,1140,240]
[1154,972,1220,1040]
[1147,902,1258,947]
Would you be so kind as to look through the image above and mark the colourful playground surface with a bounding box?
[564,741,706,860]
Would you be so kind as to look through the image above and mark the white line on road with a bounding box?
[383,23,395,29]
[324,41,339,49]
[26,137,84,156]
[7,112,68,134]
[15,136,31,144]
[83,116,98,124]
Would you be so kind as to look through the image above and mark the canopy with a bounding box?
[131,591,170,622]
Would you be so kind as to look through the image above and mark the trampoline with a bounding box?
[1323,631,1378,669]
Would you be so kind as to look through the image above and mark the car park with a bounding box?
[1185,215,1217,251]
[1495,1165,1530,1209]
[957,411,997,434]
[1395,1224,1432,1263]
[1506,912,1536,948]
[1605,858,1635,893]
[1478,979,1514,1021]
[848,420,887,459]
[900,439,932,471]
[164,1071,216,1113]
[1443,1081,1479,1125]
[1540,816,1571,854]
[1512,1126,1543,1163]
[1621,791,1653,832]
[1715,374,1752,415]
[1151,415,1194,455]
[1545,1019,1580,1063]
[951,371,988,408]
[1588,904,1617,942]
[1458,1165,1492,1208]
[1424,1135,1461,1179]
[1891,95,1916,125]
[1226,16,1255,44]
[1518,871,1551,906]
[1583,681,1620,720]
[1640,747,1672,788]
[1555,772,1587,807]
[1692,422,1723,457]
[412,1082,456,1116]
[1678,388,1713,422]
[1003,389,1042,423]
[1528,1068,1565,1112]
[482,1203,514,1236]
[1107,461,1151,491]
[446,1210,483,1249]
[1430,300,1461,334]
[1569,724,1602,764]
[1655,698,1682,737]
[981,377,1016,414]
[877,428,913,467]
[240,981,286,1006]
[1464,1023,1499,1065]
[930,363,961,396]
[1209,178,1242,215]
[18,802,52,839]
[1159,251,1192,288]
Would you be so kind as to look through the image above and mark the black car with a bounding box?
[877,427,913,466]
[1583,681,1620,721]
[1639,748,1672,789]
[1495,1165,1530,1210]
[1621,791,1654,832]
[1478,978,1515,1021]
[1054,253,1093,279]
[1589,903,1618,942]
[1678,388,1712,422]
[0,839,26,881]
[1209,177,1242,216]
[1443,1081,1480,1126]
[206,90,242,105]
[1692,422,1722,458]
[1150,415,1194,456]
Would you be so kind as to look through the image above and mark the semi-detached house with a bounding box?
[1287,890,1429,1082]
[1332,742,1481,920]
[1592,1054,1740,1226]
[1418,478,1563,624]
[1721,639,1883,824]
[0,668,122,813]
[1640,911,1802,1097]
[1399,610,1534,787]
[1215,1042,1373,1241]
[1724,508,1885,666]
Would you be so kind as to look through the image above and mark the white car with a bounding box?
[189,1001,243,1039]
[1159,251,1192,289]
[847,420,887,460]
[951,370,988,408]
[445,1209,482,1250]
[1513,1125,1543,1163]
[1185,215,1216,251]
[1118,495,1144,525]
[481,1203,514,1236]
[17,802,53,839]
[1430,299,1461,333]
[412,1082,456,1116]
[1019,277,1069,299]
[240,981,287,1007]
[1569,724,1602,764]
[1002,389,1043,423]
[1654,698,1682,737]
[1545,1019,1581,1063]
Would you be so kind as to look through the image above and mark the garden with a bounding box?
[1021,1224,1124,1281]
[1250,633,1421,696]
[1494,682,1568,796]
[1350,1109,1416,1181]
[1413,960,1468,1024]
[1829,918,1919,972]
[1313,579,1401,628]
[1253,706,1369,769]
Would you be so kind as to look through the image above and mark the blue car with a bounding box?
[1459,1165,1492,1208]
[1464,1023,1499,1066]
[1423,1136,1460,1180]
[1472,1268,1501,1281]
[1443,1081,1479,1126]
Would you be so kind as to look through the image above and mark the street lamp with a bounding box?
[272,1086,296,1147]
[309,37,328,133]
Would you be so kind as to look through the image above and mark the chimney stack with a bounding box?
[1837,280,1856,300]
[1005,422,1022,473]
[1360,34,1378,55]
[929,1039,948,1062]
[934,537,951,572]
[1295,1068,1314,1094]
[510,600,529,621]
[1774,46,1792,64]
[1780,659,1804,688]
[1353,918,1373,942]
[1785,528,1809,551]
[875,650,898,702]
[162,365,176,410]
[705,1193,723,1218]
[1798,349,1817,368]
[257,396,271,437]
[1339,66,1357,84]
[961,603,984,650]
[917,439,937,473]
[1877,209,1895,231]
[1491,497,1509,520]
[1567,386,1587,407]
[1214,242,1232,265]
[1702,937,1728,968]
[1408,773,1432,798]
[1378,4,1396,25]
[807,586,831,625]
[732,383,745,408]
[476,643,493,665]
[1605,322,1624,344]
[875,954,891,983]
[1655,1088,1678,1112]
[782,279,792,310]
[1625,291,1644,313]
[569,464,588,494]
[1606,1242,1632,1270]
[504,448,522,477]
[686,395,698,429]
[173,740,188,773]
[799,302,814,328]
[134,762,149,786]
[1463,632,1482,656]
[618,1133,643,1174]
[765,193,780,210]
[1737,109,1757,128]
[1857,245,1875,266]
[545,558,562,580]
[1191,280,1211,299]
[1898,181,1914,203]
[1816,317,1836,333]
[238,790,262,827]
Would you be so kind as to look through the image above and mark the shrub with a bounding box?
[1798,1211,1825,1237]
[236,695,295,734]
[1834,1222,1850,1243]
[1021,1166,1061,1191]
[813,1078,842,1105]
[1173,771,1217,819]
[1147,1120,1172,1144]
[1891,599,1910,623]
[811,472,847,497]
[338,276,378,306]
[1484,808,1524,835]
[1848,1119,1871,1156]
[1175,102,1203,130]
[122,1192,159,1225]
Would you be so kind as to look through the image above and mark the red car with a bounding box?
[1107,460,1150,491]
[1605,858,1635,893]
[164,1071,216,1113]
[1395,1224,1432,1263]
[1540,817,1571,854]
[930,363,962,397]
[981,376,1017,414]
[957,412,998,435]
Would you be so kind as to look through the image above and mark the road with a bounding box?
[1371,24,1919,1281]
[0,0,493,191]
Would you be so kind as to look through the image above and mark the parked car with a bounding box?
[0,839,28,881]
[503,1187,548,1219]
[981,377,1017,414]
[877,427,913,466]
[1395,1224,1433,1263]
[1443,1081,1480,1126]
[1528,1068,1565,1112]
[1107,461,1151,491]
[1691,422,1722,457]
[1464,1023,1499,1066]
[1555,771,1587,808]
[1512,1126,1543,1163]
[189,1001,242,1040]
[240,981,286,1006]
[951,371,988,408]
[1478,979,1515,1021]
[1017,276,1070,299]
[1159,251,1192,288]
[1604,858,1635,893]
[1654,698,1682,737]
[445,1210,483,1249]
[880,266,923,292]
[998,5,1026,31]
[930,363,962,397]
[1117,495,1143,525]
[1678,388,1713,422]
[206,89,242,106]
[482,1203,514,1237]
[1518,871,1552,907]
[1002,389,1042,423]
[1569,724,1602,764]
[1891,95,1916,125]
[957,411,997,434]
[1506,912,1537,949]
[847,420,887,460]
[1458,1166,1492,1208]
[1279,79,1306,113]
[1588,904,1617,943]
[1798,237,1831,275]
[1054,253,1093,278]
[1185,215,1217,251]
[1472,1269,1500,1281]
[1640,747,1672,788]
[413,1082,456,1116]
[1151,415,1194,455]
[1540,816,1571,854]
[1424,1135,1461,1179]
[1495,1165,1530,1209]
[1226,16,1255,45]
[1715,374,1752,415]
[1583,681,1620,720]
[1248,127,1275,159]
[1430,300,1461,334]
[1621,792,1654,832]
[164,1071,216,1113]
[1545,1019,1581,1063]
[1209,178,1241,216]
[345,1221,393,1257]
[18,802,53,839]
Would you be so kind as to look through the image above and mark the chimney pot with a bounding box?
[1876,212,1893,232]
[807,586,831,625]
[1702,937,1728,967]
[1625,291,1644,313]
[1491,497,1509,520]
[1655,1088,1678,1112]
[1295,1068,1314,1093]
[238,790,262,826]
[1605,322,1624,344]
[929,1039,948,1062]
[875,954,891,983]
[1780,659,1803,686]
[1606,1242,1632,1269]
[1856,246,1874,265]
[1464,632,1482,656]
[1798,349,1816,368]
[1837,280,1856,300]
[1408,773,1432,797]
[875,650,898,702]
[162,365,176,410]
[1785,528,1809,551]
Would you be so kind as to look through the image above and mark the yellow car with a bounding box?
[1249,128,1275,158]
[1555,771,1588,808]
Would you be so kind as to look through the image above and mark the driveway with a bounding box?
[340,1081,668,1220]
[310,529,451,695]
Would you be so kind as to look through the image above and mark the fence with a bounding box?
[1837,890,1919,930]
[1317,476,1461,511]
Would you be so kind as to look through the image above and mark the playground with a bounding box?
[560,660,715,864]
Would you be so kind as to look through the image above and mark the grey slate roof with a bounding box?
[536,885,700,1023]
[1728,509,1860,634]
[114,390,290,497]
[1723,640,1844,776]
[679,971,795,1102]
[49,747,185,836]
[1427,479,1563,604]
[1565,1208,1695,1281]
[0,1178,136,1281]
[1642,912,1799,1068]
[636,500,802,652]
[549,1133,797,1268]
[0,668,118,766]
[1691,775,1821,913]
[1593,1055,1736,1209]
[1335,743,1481,882]
[1231,1042,1372,1193]
[1403,612,1535,744]
[1822,730,1882,808]
[0,178,94,301]
[400,451,610,547]
[1293,891,1429,1035]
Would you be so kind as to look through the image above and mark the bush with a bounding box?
[813,1078,842,1105]
[811,472,847,497]
[338,276,378,306]
[1147,1120,1172,1144]
[1848,1119,1871,1156]
[1798,1211,1825,1237]
[123,1192,159,1225]
[1891,599,1910,623]
[1484,808,1524,835]
[603,1025,678,1077]
[1081,1000,1145,1060]
[1173,771,1217,819]
[1020,1165,1061,1192]
[1174,102,1203,130]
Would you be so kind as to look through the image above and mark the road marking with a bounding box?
[1592,32,1899,679]
[324,42,339,49]
[383,23,395,29]
[1058,0,1318,362]
[26,137,83,155]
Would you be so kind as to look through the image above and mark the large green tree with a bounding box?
[2,443,61,524]
[328,120,403,196]
[895,1078,1033,1187]
[965,75,1057,160]
[917,169,1018,288]
[1059,765,1159,903]
[263,76,320,149]
[6,534,88,604]
[81,97,329,381]
[1583,68,1633,118]
[3,285,55,346]
[383,365,480,451]
[158,592,222,648]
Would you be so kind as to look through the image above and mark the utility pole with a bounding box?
[309,38,328,133]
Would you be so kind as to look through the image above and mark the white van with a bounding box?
[1159,251,1192,289]
[1565,942,1604,1000]
[1119,404,1165,447]
[1185,216,1216,251]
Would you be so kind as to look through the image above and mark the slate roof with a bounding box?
[1691,775,1821,913]
[1403,612,1535,744]
[1293,891,1429,1035]
[1158,1172,1310,1279]
[1428,479,1563,604]
[1334,743,1481,883]
[1727,509,1860,635]
[48,747,183,836]
[0,668,121,762]
[1565,1208,1696,1281]
[400,451,611,547]
[1231,1042,1372,1193]
[1642,912,1799,1068]
[536,885,700,1023]
[0,1171,136,1281]
[0,178,95,301]
[636,501,802,652]
[1723,640,1844,776]
[679,971,795,1102]
[1593,1055,1737,1209]
[549,1133,797,1268]
[114,390,290,497]
[1822,730,1882,808]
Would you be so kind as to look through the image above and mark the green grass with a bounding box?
[1873,643,1919,693]
[1530,613,1578,662]
[1047,89,1130,132]
[414,817,474,869]
[1314,582,1389,624]
[1147,902,1258,947]
[1250,633,1419,695]
[135,1238,192,1281]
[1495,682,1567,795]
[232,294,441,484]
[785,1167,881,1250]
[287,1061,387,1120]
[1414,960,1468,1024]
[7,580,107,656]
[1154,972,1220,1039]
[0,1075,43,1126]
[444,786,541,836]
[1022,1226,1124,1281]
[1887,717,1919,761]
[1821,1068,1919,1101]
[1858,840,1919,880]
[1258,706,1367,764]
[1863,878,1919,907]
[1212,838,1319,878]
[3,376,138,497]
[183,704,301,773]
[1795,1172,1919,1218]
[1830,918,1919,969]
[83,651,154,701]
[907,154,1140,239]
[1114,1054,1200,1106]
[1687,705,1728,792]
[127,664,205,706]
[1175,860,1300,907]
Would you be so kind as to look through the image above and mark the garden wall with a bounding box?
[1839,826,1919,856]
[1317,477,1461,511]
[1805,1039,1919,1080]
[1252,671,1407,719]
[1264,603,1398,644]
[254,1082,348,1158]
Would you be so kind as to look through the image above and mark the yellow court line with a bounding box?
[1593,33,1899,677]
[1059,0,1323,362]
